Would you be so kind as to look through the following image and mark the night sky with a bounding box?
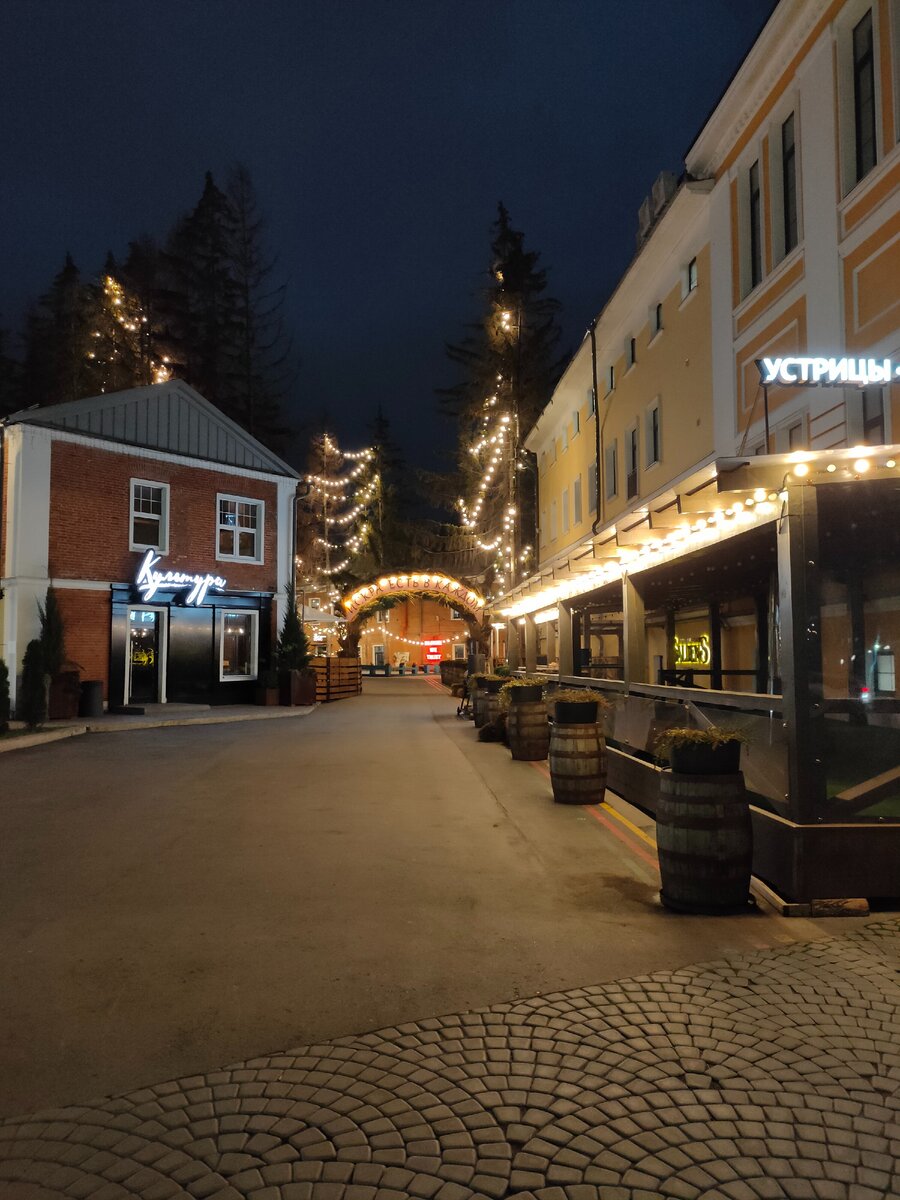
[2,1,774,469]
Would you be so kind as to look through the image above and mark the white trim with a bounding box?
[216,493,265,564]
[21,424,294,485]
[125,604,168,704]
[47,578,117,590]
[129,478,170,554]
[219,609,259,682]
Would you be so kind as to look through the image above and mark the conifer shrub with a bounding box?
[19,640,47,729]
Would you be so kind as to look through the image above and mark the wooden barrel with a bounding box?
[473,688,489,728]
[485,693,502,727]
[656,772,752,913]
[507,700,549,761]
[548,723,606,804]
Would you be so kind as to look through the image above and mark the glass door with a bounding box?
[129,609,160,703]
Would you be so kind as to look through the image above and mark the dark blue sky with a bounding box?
[1,1,774,468]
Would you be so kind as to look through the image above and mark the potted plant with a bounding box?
[482,674,506,695]
[550,687,610,725]
[500,677,545,705]
[277,583,317,706]
[502,678,549,761]
[255,667,280,706]
[654,726,747,775]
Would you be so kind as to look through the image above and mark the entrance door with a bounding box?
[128,609,160,703]
[373,644,386,666]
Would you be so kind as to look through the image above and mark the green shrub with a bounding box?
[277,582,312,671]
[653,725,748,753]
[38,587,65,677]
[0,658,9,733]
[19,640,48,729]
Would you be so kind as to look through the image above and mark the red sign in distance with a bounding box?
[423,640,442,662]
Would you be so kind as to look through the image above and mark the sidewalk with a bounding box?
[0,703,316,753]
[1,919,897,1199]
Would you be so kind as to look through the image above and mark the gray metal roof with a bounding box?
[5,381,299,478]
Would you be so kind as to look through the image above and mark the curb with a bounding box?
[0,725,89,754]
[84,706,317,733]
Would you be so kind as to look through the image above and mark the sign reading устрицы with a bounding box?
[756,356,900,387]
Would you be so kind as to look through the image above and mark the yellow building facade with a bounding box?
[500,0,900,905]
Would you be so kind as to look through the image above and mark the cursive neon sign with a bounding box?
[135,550,226,605]
[674,633,710,668]
[756,356,900,388]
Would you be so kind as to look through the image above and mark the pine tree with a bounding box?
[18,640,47,729]
[0,326,23,416]
[225,164,293,448]
[38,586,66,678]
[368,406,413,571]
[84,264,159,394]
[22,253,93,405]
[439,203,566,595]
[277,581,312,671]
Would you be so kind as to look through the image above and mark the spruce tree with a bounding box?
[277,581,311,671]
[19,640,47,729]
[22,253,92,405]
[439,203,566,594]
[0,657,10,733]
[38,586,66,678]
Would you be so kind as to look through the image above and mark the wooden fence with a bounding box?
[311,656,362,703]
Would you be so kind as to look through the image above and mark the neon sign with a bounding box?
[135,550,226,606]
[674,634,710,668]
[756,357,900,387]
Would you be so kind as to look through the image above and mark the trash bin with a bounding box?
[411,664,418,674]
[79,680,104,718]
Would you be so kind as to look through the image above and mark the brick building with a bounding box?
[0,382,299,709]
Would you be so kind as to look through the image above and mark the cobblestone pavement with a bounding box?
[2,920,898,1200]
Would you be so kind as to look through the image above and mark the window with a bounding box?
[550,500,558,541]
[453,643,467,661]
[587,387,596,416]
[606,365,615,393]
[218,495,263,561]
[862,387,885,443]
[220,611,258,680]
[130,480,169,551]
[587,462,598,513]
[562,487,570,534]
[573,475,583,525]
[309,596,321,610]
[651,302,663,336]
[687,257,698,293]
[605,442,618,499]
[749,159,763,289]
[562,424,569,453]
[626,337,637,368]
[573,408,580,436]
[876,651,896,694]
[781,112,798,255]
[376,607,386,622]
[646,402,661,467]
[626,427,639,499]
[853,10,877,182]
[373,644,386,667]
[788,420,805,449]
[450,608,463,620]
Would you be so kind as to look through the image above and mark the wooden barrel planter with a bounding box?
[656,772,752,914]
[548,723,607,804]
[507,700,549,761]
[473,688,489,728]
[485,692,502,727]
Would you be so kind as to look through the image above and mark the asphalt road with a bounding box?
[0,676,846,1118]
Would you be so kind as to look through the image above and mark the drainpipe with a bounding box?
[588,318,603,534]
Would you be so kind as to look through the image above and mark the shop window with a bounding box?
[605,441,618,499]
[220,611,258,680]
[645,401,661,467]
[573,475,583,525]
[217,494,263,562]
[862,387,886,443]
[587,462,598,513]
[781,112,799,255]
[130,480,169,552]
[626,426,639,499]
[853,9,878,182]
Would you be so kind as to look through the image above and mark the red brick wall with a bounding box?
[55,588,111,693]
[48,441,282,590]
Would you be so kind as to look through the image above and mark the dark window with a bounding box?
[588,387,596,416]
[654,302,663,333]
[648,406,661,465]
[782,112,798,254]
[221,613,256,679]
[749,159,763,288]
[626,428,639,499]
[131,482,165,548]
[687,257,698,292]
[862,387,885,443]
[628,337,637,367]
[788,421,805,449]
[853,10,877,182]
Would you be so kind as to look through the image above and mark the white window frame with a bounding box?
[216,493,265,564]
[372,643,386,666]
[450,608,463,620]
[129,479,170,553]
[769,99,803,265]
[219,609,259,682]
[453,643,467,661]
[682,257,698,299]
[645,399,662,469]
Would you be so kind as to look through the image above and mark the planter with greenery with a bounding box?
[39,587,82,720]
[502,678,549,761]
[255,667,280,706]
[550,687,611,725]
[18,640,48,729]
[0,658,10,734]
[654,726,747,775]
[500,677,545,705]
[482,674,506,695]
[277,583,316,706]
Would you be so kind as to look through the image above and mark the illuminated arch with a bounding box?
[342,573,485,622]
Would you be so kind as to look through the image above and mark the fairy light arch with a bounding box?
[341,572,488,654]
